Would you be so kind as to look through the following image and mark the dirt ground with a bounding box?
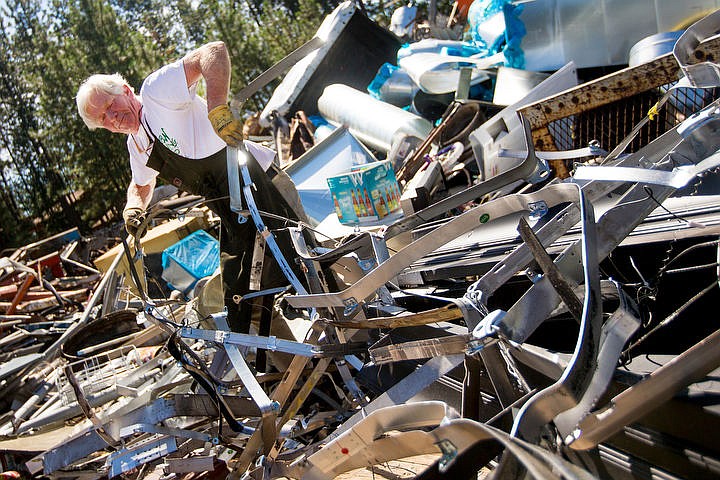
[333,454,492,479]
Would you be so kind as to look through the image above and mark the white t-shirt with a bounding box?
[127,59,275,186]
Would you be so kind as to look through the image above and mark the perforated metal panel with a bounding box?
[548,86,720,153]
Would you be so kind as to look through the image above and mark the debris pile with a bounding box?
[2,3,720,480]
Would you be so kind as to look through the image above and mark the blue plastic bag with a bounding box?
[466,0,526,69]
[161,229,220,293]
[367,63,400,100]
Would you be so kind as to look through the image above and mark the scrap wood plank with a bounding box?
[519,33,720,150]
[6,275,34,315]
[0,288,89,313]
[12,289,82,301]
[329,304,462,329]
[0,284,18,299]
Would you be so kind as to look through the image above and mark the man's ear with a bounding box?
[123,84,134,95]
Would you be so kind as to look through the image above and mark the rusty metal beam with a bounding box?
[519,34,720,132]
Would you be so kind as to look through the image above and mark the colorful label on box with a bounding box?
[327,160,401,224]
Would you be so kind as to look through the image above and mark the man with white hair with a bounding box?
[77,41,305,336]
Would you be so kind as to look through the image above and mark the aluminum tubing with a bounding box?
[318,84,433,153]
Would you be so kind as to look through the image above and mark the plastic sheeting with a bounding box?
[466,0,526,69]
[161,230,220,294]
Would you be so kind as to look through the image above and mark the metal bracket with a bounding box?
[119,423,215,443]
[106,435,177,478]
[225,344,278,417]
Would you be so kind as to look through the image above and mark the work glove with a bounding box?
[123,207,147,239]
[208,104,243,147]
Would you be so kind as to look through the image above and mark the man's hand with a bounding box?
[208,104,243,147]
[123,207,147,239]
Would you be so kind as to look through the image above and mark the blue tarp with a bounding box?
[161,229,220,293]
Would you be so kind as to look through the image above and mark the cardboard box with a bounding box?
[327,160,402,224]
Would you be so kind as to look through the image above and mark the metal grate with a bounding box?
[56,345,142,405]
[547,86,720,153]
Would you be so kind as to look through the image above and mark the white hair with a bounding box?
[76,73,133,130]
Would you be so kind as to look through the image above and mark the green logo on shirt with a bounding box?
[158,128,180,154]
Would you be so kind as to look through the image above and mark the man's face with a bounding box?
[87,85,142,134]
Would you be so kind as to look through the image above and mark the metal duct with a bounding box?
[318,84,433,153]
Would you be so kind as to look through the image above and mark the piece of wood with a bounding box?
[6,288,88,313]
[7,275,34,315]
[0,284,18,299]
[329,304,463,329]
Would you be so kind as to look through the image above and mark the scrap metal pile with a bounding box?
[2,3,720,480]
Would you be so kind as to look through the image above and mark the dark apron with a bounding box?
[145,134,303,333]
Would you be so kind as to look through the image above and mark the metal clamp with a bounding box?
[466,310,505,355]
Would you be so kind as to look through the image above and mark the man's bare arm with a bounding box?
[182,41,231,111]
[125,179,155,211]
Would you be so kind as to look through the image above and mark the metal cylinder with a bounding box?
[318,84,433,153]
[628,30,684,67]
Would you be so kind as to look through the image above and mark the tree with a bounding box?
[172,0,330,115]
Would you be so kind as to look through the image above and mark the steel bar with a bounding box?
[287,183,580,310]
[511,188,603,442]
[225,344,276,416]
[569,327,720,450]
[231,36,324,109]
[180,327,317,358]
